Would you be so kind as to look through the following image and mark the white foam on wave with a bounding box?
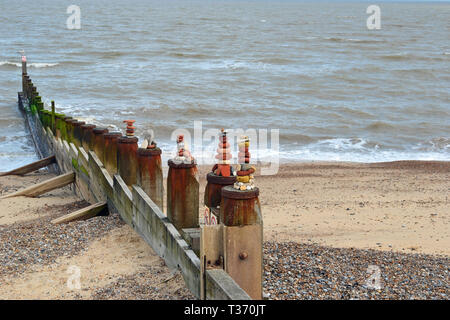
[154,137,450,165]
[0,61,59,68]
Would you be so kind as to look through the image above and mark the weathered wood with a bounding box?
[1,172,75,199]
[16,79,254,301]
[200,225,224,299]
[182,228,201,254]
[137,147,164,210]
[51,201,108,224]
[0,155,56,177]
[205,269,251,300]
[223,225,263,300]
[167,160,199,230]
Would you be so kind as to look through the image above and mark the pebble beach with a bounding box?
[263,241,449,300]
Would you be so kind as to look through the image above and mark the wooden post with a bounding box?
[0,155,56,177]
[103,132,122,177]
[204,173,236,210]
[220,186,263,299]
[92,127,109,164]
[51,101,56,135]
[23,75,29,98]
[31,86,37,104]
[81,124,96,151]
[117,136,138,187]
[51,201,108,224]
[137,147,164,209]
[167,159,199,230]
[65,118,77,144]
[61,116,72,141]
[72,120,85,149]
[21,55,27,94]
[1,172,75,199]
[26,79,32,100]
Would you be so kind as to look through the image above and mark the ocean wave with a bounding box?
[0,61,59,68]
[324,37,385,44]
[365,121,395,131]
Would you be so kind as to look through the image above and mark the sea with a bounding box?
[0,0,449,171]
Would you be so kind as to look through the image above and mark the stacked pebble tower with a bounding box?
[233,135,256,190]
[172,134,194,164]
[212,129,234,177]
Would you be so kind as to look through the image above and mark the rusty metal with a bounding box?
[103,132,122,176]
[81,124,96,151]
[239,252,248,260]
[137,147,163,209]
[167,159,199,230]
[220,186,261,226]
[117,135,139,187]
[92,127,109,163]
[204,172,236,209]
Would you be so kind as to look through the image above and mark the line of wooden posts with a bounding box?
[20,59,263,299]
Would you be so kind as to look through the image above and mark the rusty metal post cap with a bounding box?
[72,121,85,127]
[167,159,196,168]
[93,127,109,135]
[81,124,96,130]
[221,185,259,199]
[137,147,162,156]
[104,131,122,139]
[206,172,236,185]
[118,136,138,144]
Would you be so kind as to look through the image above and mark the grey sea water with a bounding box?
[0,0,449,171]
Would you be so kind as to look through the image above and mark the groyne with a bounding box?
[16,56,263,300]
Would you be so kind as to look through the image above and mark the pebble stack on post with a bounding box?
[219,135,263,300]
[117,120,139,187]
[204,129,236,219]
[167,135,199,230]
[137,135,164,210]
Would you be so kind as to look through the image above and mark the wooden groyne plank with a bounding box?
[0,155,56,177]
[51,201,108,224]
[1,172,75,199]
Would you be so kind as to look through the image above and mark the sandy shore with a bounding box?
[197,160,450,256]
[1,160,448,300]
[0,172,193,300]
